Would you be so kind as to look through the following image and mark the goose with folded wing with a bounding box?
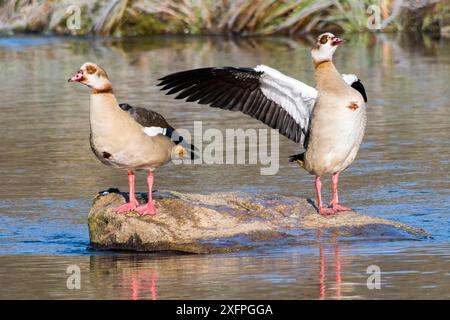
[68,62,194,216]
[159,33,367,215]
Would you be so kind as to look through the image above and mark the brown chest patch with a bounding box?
[347,101,359,110]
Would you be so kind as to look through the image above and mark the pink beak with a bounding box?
[332,37,345,46]
[68,71,83,82]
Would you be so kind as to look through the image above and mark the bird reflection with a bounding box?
[121,268,158,300]
[334,236,342,299]
[317,229,342,299]
[88,229,345,300]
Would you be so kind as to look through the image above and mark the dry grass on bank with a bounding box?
[0,0,448,36]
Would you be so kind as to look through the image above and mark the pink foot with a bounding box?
[114,199,138,214]
[136,202,157,216]
[329,202,352,212]
[319,207,337,215]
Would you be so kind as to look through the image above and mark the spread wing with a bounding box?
[158,65,317,146]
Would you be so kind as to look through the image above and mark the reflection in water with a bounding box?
[88,254,160,300]
[317,230,342,300]
[121,264,158,300]
[113,232,345,300]
[334,236,342,300]
[123,269,158,300]
[1,241,449,299]
[318,230,326,299]
[0,33,449,299]
[87,232,345,300]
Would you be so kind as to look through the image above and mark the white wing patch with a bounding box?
[255,65,317,130]
[342,74,358,85]
[249,66,360,140]
[143,127,166,137]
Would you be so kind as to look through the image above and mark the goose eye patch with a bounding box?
[320,35,328,44]
[86,65,97,74]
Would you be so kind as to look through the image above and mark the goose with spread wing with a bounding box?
[68,62,194,216]
[158,33,367,215]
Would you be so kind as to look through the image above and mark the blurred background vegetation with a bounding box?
[0,0,449,36]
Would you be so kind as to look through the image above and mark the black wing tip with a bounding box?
[158,66,257,84]
[288,153,304,163]
[158,68,212,92]
[351,79,368,103]
[189,144,199,160]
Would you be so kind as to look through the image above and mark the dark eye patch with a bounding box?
[319,35,328,44]
[86,65,97,74]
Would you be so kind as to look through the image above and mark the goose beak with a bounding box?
[68,71,83,82]
[332,37,345,46]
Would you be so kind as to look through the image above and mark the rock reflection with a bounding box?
[85,229,348,300]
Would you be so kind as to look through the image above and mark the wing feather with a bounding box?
[158,65,318,145]
[118,103,172,129]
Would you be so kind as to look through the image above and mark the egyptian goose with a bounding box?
[158,33,367,215]
[68,62,194,216]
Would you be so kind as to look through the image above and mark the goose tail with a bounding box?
[289,152,305,167]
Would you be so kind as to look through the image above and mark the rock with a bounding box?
[88,189,430,254]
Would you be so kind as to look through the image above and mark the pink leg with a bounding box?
[328,173,352,212]
[136,171,157,216]
[114,170,139,213]
[315,176,336,215]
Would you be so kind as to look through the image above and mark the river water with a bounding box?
[0,34,448,299]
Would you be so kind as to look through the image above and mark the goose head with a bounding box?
[311,32,345,66]
[68,62,113,93]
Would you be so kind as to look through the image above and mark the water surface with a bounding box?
[0,34,448,299]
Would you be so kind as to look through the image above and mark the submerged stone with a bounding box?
[88,189,429,254]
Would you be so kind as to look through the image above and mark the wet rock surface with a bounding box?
[88,189,430,254]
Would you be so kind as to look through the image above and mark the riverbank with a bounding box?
[0,0,449,37]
